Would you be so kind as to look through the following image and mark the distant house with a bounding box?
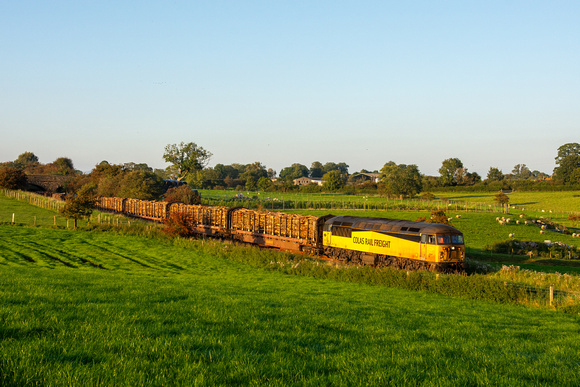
[293,177,323,186]
[351,173,381,184]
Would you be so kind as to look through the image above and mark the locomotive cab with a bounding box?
[420,233,464,263]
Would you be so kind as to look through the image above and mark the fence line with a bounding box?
[1,189,66,212]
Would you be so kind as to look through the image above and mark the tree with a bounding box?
[495,192,510,213]
[60,183,97,228]
[53,157,75,175]
[163,185,201,205]
[438,158,463,186]
[240,162,268,183]
[14,152,39,169]
[512,164,531,180]
[323,162,349,175]
[380,161,422,198]
[555,143,580,165]
[257,176,273,191]
[554,155,580,184]
[553,143,580,184]
[309,161,324,178]
[163,142,212,180]
[322,170,345,191]
[486,167,504,182]
[0,166,27,189]
[117,171,164,200]
[245,176,257,191]
[279,163,309,180]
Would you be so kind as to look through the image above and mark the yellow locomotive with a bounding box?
[323,216,465,272]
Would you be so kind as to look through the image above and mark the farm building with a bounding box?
[293,177,323,186]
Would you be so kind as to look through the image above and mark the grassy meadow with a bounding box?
[198,189,580,228]
[2,191,580,385]
[2,225,580,386]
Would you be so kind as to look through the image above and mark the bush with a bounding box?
[163,212,196,238]
[0,166,27,189]
[164,185,201,205]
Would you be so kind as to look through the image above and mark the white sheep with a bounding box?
[540,230,545,234]
[516,220,520,225]
[509,233,515,238]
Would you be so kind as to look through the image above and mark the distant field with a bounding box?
[2,225,580,385]
[433,190,580,215]
[198,189,580,227]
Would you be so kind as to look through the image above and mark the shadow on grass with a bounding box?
[467,247,580,275]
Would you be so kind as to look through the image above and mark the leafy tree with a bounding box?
[0,166,27,189]
[323,162,349,175]
[553,143,580,184]
[60,183,97,228]
[257,176,273,191]
[245,176,257,191]
[322,170,345,191]
[267,168,276,179]
[241,162,268,182]
[117,171,164,200]
[279,163,309,180]
[495,192,510,205]
[486,167,504,182]
[512,164,531,180]
[53,157,75,175]
[163,142,212,180]
[14,152,39,169]
[438,158,463,186]
[554,155,580,184]
[380,161,422,197]
[186,170,206,189]
[123,162,153,172]
[571,167,580,184]
[555,143,580,164]
[309,161,324,178]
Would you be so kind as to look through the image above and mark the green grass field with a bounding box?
[2,225,580,386]
[2,192,580,385]
[198,189,580,229]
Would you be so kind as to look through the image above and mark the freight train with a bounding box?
[96,197,466,272]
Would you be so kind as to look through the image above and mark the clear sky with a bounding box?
[1,1,578,177]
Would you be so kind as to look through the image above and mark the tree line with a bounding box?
[1,142,579,201]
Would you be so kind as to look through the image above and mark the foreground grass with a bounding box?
[2,226,580,385]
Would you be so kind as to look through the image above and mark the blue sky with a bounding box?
[1,1,578,177]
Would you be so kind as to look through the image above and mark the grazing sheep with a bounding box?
[496,217,500,221]
[541,225,547,230]
[516,220,520,225]
[525,221,530,225]
[456,215,461,218]
[519,214,524,218]
[499,220,505,225]
[509,233,515,238]
[540,230,545,234]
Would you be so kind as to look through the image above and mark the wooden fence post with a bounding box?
[550,285,554,306]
